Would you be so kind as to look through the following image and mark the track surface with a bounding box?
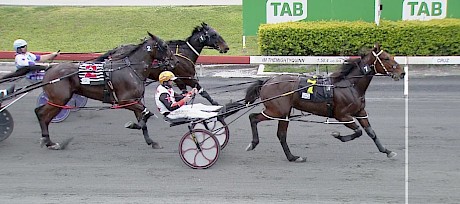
[0,73,459,203]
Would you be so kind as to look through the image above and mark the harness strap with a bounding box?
[174,53,195,67]
[261,110,289,121]
[186,41,200,56]
[47,101,76,109]
[110,100,139,109]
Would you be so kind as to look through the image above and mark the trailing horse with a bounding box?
[96,22,229,105]
[244,44,405,162]
[35,32,176,150]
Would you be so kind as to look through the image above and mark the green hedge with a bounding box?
[258,19,460,56]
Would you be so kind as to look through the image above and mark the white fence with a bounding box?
[250,56,460,65]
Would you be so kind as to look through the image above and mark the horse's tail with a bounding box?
[245,79,264,104]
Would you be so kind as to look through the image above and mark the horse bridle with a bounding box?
[146,40,174,68]
[371,50,399,76]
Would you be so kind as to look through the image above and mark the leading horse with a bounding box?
[35,32,176,150]
[244,44,405,162]
[96,22,229,105]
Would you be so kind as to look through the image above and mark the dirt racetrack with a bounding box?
[0,74,459,204]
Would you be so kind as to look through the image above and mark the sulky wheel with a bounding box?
[69,94,88,112]
[192,118,229,149]
[179,129,220,169]
[37,92,71,123]
[0,109,14,142]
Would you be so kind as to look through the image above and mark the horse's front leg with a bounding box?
[355,110,397,158]
[277,120,306,162]
[174,79,188,94]
[331,115,363,142]
[125,106,162,149]
[189,79,219,105]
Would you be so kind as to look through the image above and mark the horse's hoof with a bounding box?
[387,151,397,158]
[331,131,340,138]
[124,121,141,129]
[151,142,163,149]
[39,138,47,148]
[293,157,307,163]
[245,143,255,151]
[47,143,61,150]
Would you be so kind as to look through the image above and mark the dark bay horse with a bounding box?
[96,22,229,105]
[244,44,405,162]
[36,32,175,150]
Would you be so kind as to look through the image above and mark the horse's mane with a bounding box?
[167,40,186,46]
[98,42,144,61]
[330,58,362,80]
[330,48,369,82]
[166,25,205,47]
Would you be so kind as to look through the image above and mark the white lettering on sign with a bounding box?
[266,0,307,23]
[403,0,447,20]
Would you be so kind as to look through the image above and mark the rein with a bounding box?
[47,100,141,110]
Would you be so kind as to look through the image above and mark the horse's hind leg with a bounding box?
[245,113,267,151]
[355,110,397,158]
[277,120,306,162]
[35,103,66,150]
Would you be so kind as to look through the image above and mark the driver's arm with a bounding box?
[159,93,181,111]
[37,52,59,62]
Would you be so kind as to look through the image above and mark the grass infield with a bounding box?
[0,6,259,55]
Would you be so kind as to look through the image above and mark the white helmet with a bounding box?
[13,39,28,51]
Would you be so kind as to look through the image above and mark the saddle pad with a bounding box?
[298,76,333,103]
[78,63,105,85]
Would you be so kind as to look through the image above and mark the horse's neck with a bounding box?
[348,66,373,96]
[182,39,203,61]
[124,49,151,80]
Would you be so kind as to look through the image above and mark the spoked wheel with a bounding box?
[69,94,88,112]
[37,92,71,123]
[0,109,14,142]
[179,129,220,169]
[192,118,230,149]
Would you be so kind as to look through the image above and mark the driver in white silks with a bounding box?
[155,71,222,120]
[1,39,59,98]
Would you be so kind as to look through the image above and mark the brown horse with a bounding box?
[244,44,405,162]
[35,32,176,150]
[96,22,229,105]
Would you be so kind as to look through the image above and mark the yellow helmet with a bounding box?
[159,71,177,84]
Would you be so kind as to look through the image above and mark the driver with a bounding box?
[0,39,60,98]
[155,71,222,120]
[1,39,59,81]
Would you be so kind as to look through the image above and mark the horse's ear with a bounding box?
[147,31,155,39]
[201,22,208,29]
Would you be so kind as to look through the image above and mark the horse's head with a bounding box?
[146,32,177,68]
[192,22,229,53]
[364,43,405,81]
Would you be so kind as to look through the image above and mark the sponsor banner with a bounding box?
[243,0,460,36]
[250,56,349,64]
